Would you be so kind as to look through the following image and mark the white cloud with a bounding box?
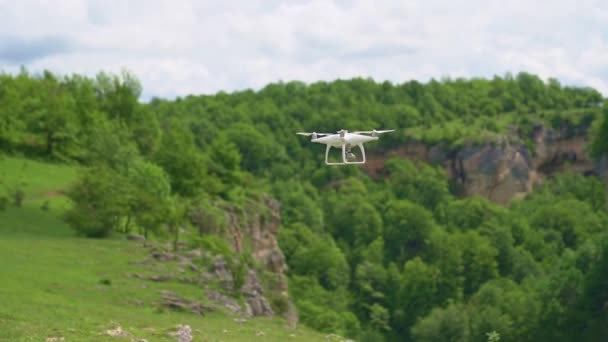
[0,0,606,99]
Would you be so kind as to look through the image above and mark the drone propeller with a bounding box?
[352,129,395,134]
[296,132,331,136]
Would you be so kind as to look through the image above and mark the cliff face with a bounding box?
[365,123,601,205]
[220,195,297,325]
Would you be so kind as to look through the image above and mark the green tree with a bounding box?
[0,74,26,150]
[95,70,142,124]
[26,71,79,159]
[393,257,441,340]
[442,196,507,231]
[456,231,499,296]
[468,278,541,342]
[124,159,172,238]
[410,302,470,342]
[386,158,451,211]
[225,123,287,174]
[83,117,139,170]
[64,166,131,237]
[566,238,608,341]
[383,199,436,263]
[154,118,208,197]
[591,105,608,159]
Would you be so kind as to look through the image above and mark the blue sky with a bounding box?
[1,0,606,100]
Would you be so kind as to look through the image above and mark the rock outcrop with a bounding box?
[186,194,296,322]
[241,269,274,316]
[130,193,293,322]
[221,195,296,321]
[365,122,601,205]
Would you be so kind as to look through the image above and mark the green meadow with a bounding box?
[0,156,326,341]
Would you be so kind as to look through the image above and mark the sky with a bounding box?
[1,0,607,101]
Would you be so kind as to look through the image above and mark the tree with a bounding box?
[124,159,172,239]
[64,166,131,237]
[272,180,324,233]
[442,196,507,231]
[224,123,287,174]
[383,199,436,263]
[326,193,383,252]
[392,257,441,340]
[529,199,603,250]
[468,278,541,342]
[386,158,451,211]
[25,71,79,159]
[83,117,139,170]
[590,106,608,159]
[0,75,26,150]
[290,233,350,290]
[410,302,470,342]
[456,231,499,297]
[154,118,208,197]
[95,70,142,124]
[565,237,608,341]
[130,105,162,158]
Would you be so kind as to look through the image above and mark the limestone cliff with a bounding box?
[365,122,602,205]
[196,194,297,325]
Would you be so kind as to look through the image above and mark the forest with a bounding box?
[1,68,607,341]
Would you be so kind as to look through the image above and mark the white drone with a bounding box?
[296,129,395,165]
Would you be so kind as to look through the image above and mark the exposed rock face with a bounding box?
[365,123,600,205]
[211,256,235,292]
[210,194,296,321]
[131,196,295,321]
[224,195,290,296]
[241,269,274,316]
[230,195,287,276]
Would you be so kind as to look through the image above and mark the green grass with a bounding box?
[0,155,78,199]
[0,157,328,341]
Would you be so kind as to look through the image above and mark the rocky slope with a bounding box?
[188,194,298,325]
[128,193,297,331]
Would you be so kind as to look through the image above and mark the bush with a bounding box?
[64,207,116,238]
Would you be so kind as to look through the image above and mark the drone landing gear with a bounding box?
[325,144,366,165]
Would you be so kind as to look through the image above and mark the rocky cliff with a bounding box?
[195,194,298,325]
[224,195,294,316]
[365,122,604,205]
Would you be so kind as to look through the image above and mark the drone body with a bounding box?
[297,129,395,165]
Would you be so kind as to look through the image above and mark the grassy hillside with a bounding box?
[0,156,327,341]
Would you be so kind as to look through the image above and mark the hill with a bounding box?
[1,70,608,341]
[0,156,327,341]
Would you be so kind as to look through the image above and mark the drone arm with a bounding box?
[359,143,366,163]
